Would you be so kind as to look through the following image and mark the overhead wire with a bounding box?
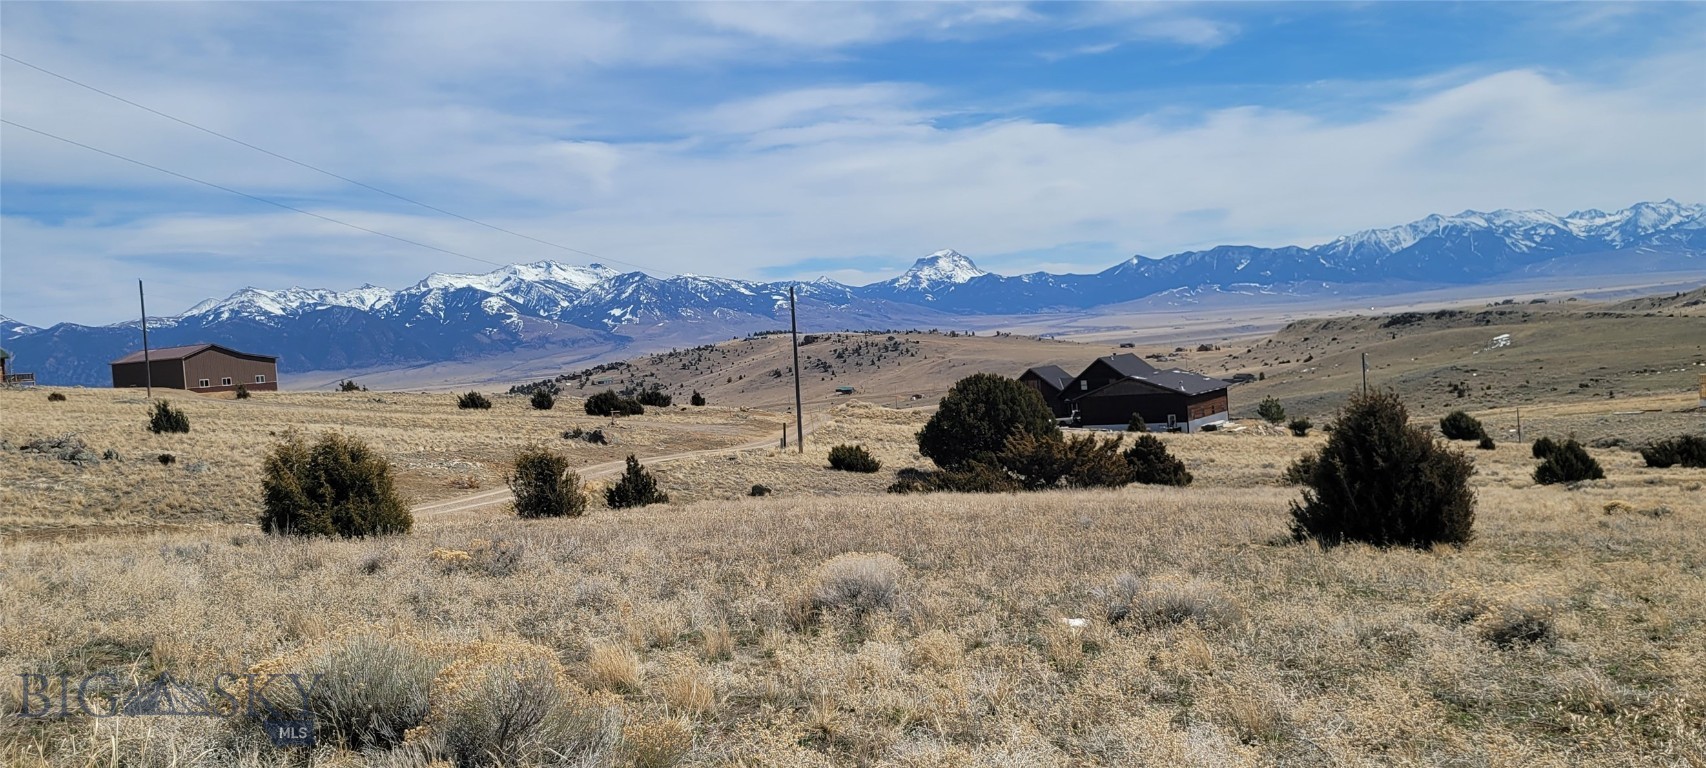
[1,52,663,275]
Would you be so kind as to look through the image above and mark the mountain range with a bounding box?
[5,200,1702,387]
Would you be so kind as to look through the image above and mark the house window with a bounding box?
[198,379,210,388]
[255,374,267,383]
[221,377,232,386]
[1080,380,1088,391]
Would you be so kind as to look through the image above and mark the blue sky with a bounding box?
[2,1,1703,326]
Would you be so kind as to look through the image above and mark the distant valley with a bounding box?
[4,200,1701,387]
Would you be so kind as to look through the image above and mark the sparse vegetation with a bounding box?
[457,391,492,410]
[1288,417,1312,437]
[1439,410,1488,441]
[1478,435,1497,450]
[1257,396,1286,424]
[585,389,644,417]
[917,373,1058,471]
[147,399,190,433]
[1532,435,1560,459]
[1126,411,1148,432]
[1289,390,1475,548]
[338,379,366,392]
[1534,437,1605,485]
[234,384,251,399]
[46,391,66,402]
[530,389,555,410]
[827,443,882,473]
[562,427,609,445]
[690,390,707,406]
[605,455,669,508]
[1641,434,1706,468]
[635,386,672,407]
[259,431,412,537]
[508,445,587,518]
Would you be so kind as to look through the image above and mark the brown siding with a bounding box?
[1018,372,1070,417]
[111,359,187,390]
[1186,391,1229,421]
[182,350,278,392]
[1076,391,1188,426]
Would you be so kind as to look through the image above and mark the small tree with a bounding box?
[917,373,1059,471]
[234,384,251,400]
[457,391,492,410]
[1288,390,1474,548]
[828,444,882,473]
[148,400,190,434]
[530,390,555,411]
[339,379,366,392]
[507,446,586,518]
[585,390,643,417]
[1126,412,1149,432]
[690,390,707,407]
[1532,436,1559,460]
[260,432,412,537]
[1288,418,1312,437]
[605,455,669,508]
[1477,436,1496,450]
[1439,411,1487,441]
[1123,434,1192,486]
[1257,397,1286,424]
[1534,438,1604,485]
[635,387,672,407]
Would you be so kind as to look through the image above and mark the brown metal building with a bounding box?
[111,344,279,393]
[1024,353,1230,431]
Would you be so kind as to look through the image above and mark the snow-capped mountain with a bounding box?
[7,201,1700,386]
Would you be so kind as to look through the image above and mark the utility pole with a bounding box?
[789,286,804,454]
[139,279,153,397]
[1516,407,1522,443]
[1360,352,1368,396]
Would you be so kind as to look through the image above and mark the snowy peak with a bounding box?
[890,249,988,290]
[1326,201,1706,257]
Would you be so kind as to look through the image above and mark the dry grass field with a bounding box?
[2,378,1703,765]
[0,389,785,534]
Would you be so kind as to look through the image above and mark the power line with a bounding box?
[1,52,660,274]
[2,117,510,269]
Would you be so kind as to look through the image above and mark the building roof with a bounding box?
[1021,365,1073,390]
[1096,353,1160,378]
[1079,368,1231,398]
[110,343,277,365]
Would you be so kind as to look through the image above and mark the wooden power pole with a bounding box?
[789,286,804,454]
[139,279,153,397]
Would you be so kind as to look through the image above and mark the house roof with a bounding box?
[110,343,276,365]
[1078,368,1231,398]
[1096,353,1160,378]
[1021,365,1072,390]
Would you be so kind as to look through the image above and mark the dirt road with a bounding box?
[411,413,833,519]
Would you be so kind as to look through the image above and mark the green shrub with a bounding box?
[530,389,555,410]
[260,432,412,537]
[233,384,250,399]
[605,455,668,508]
[828,444,882,473]
[147,400,190,434]
[1439,410,1487,441]
[917,373,1058,471]
[1533,438,1604,485]
[749,484,772,497]
[1532,436,1559,459]
[508,446,587,518]
[886,463,1020,494]
[47,392,67,402]
[1641,435,1706,468]
[1288,418,1312,437]
[1477,435,1496,450]
[157,452,176,466]
[1288,390,1475,548]
[338,379,365,392]
[996,431,1133,490]
[1282,453,1316,485]
[1123,434,1192,486]
[584,390,644,417]
[1126,412,1148,432]
[635,387,672,407]
[690,390,707,407]
[1257,397,1286,424]
[457,391,492,410]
